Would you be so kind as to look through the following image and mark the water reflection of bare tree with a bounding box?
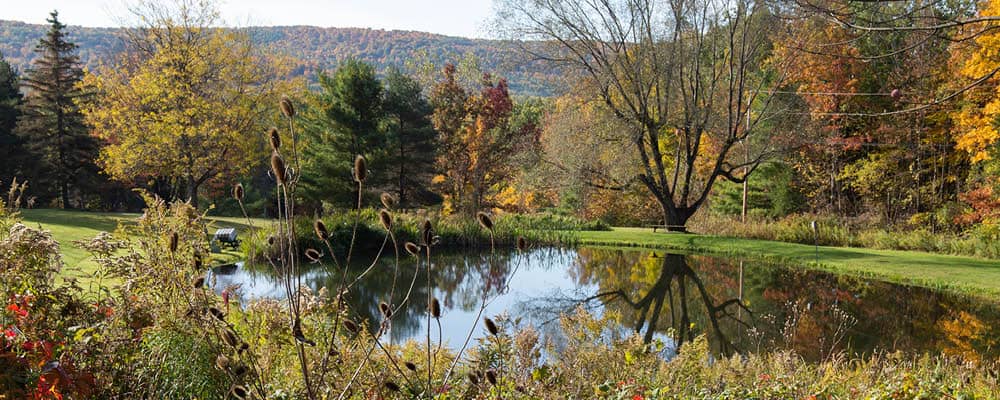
[532,253,752,356]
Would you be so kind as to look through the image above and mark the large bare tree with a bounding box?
[496,0,790,230]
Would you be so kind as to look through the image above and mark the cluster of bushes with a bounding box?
[243,210,603,261]
[691,212,1000,258]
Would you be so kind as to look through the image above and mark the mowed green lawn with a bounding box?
[577,228,1000,299]
[18,209,271,281]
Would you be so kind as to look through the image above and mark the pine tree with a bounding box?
[15,11,98,209]
[382,67,438,207]
[0,51,25,187]
[299,60,386,208]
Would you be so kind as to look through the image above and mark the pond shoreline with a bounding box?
[573,228,1000,300]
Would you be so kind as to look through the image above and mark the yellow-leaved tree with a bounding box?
[82,1,284,208]
[953,0,1000,163]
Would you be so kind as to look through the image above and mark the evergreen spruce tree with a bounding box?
[0,51,25,187]
[382,67,438,207]
[299,60,386,208]
[15,11,98,209]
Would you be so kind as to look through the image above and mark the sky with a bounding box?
[2,0,496,38]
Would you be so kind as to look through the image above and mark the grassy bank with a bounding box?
[18,209,265,280]
[577,227,1000,299]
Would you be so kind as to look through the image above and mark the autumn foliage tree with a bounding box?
[430,64,540,215]
[82,1,279,209]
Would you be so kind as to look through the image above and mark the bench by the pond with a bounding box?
[644,223,688,232]
[213,228,241,249]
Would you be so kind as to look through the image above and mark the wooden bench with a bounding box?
[643,223,688,232]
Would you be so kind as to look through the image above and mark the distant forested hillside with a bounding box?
[0,20,562,96]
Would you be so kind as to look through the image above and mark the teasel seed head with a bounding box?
[380,192,397,209]
[168,232,178,253]
[486,369,498,385]
[215,354,230,370]
[342,319,359,334]
[421,219,433,245]
[280,95,295,118]
[404,242,421,257]
[467,372,480,385]
[379,302,392,318]
[268,127,281,152]
[208,307,226,322]
[384,381,400,392]
[353,155,367,183]
[304,248,322,263]
[192,276,205,289]
[221,329,239,348]
[517,236,527,251]
[476,211,494,231]
[484,317,499,336]
[271,153,287,186]
[379,209,393,231]
[430,297,441,319]
[404,361,417,371]
[232,183,244,201]
[232,364,248,377]
[314,219,329,240]
[229,385,249,400]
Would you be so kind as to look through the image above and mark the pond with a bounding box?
[208,247,1000,362]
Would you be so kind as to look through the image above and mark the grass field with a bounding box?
[576,228,1000,299]
[18,209,270,281]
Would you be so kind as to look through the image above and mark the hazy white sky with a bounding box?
[2,0,496,38]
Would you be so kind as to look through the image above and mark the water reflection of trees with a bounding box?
[243,249,518,342]
[570,250,751,355]
[568,248,1000,362]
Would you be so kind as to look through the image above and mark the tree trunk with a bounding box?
[61,180,71,209]
[186,175,199,209]
[660,201,694,232]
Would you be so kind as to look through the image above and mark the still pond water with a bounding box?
[209,247,1000,361]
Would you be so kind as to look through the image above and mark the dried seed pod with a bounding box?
[192,276,205,289]
[342,319,358,334]
[379,209,393,231]
[280,95,295,118]
[421,219,433,245]
[215,354,230,370]
[430,298,441,319]
[476,211,494,231]
[271,153,287,185]
[467,372,480,385]
[168,232,178,253]
[231,364,248,377]
[268,127,281,152]
[353,155,367,183]
[194,252,203,270]
[232,183,244,201]
[384,381,400,392]
[404,361,417,371]
[238,342,249,354]
[404,242,421,256]
[517,236,527,251]
[379,302,392,318]
[380,192,397,209]
[229,384,249,400]
[314,219,329,240]
[484,317,499,336]
[208,307,226,322]
[486,369,498,385]
[304,248,322,263]
[221,329,239,347]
